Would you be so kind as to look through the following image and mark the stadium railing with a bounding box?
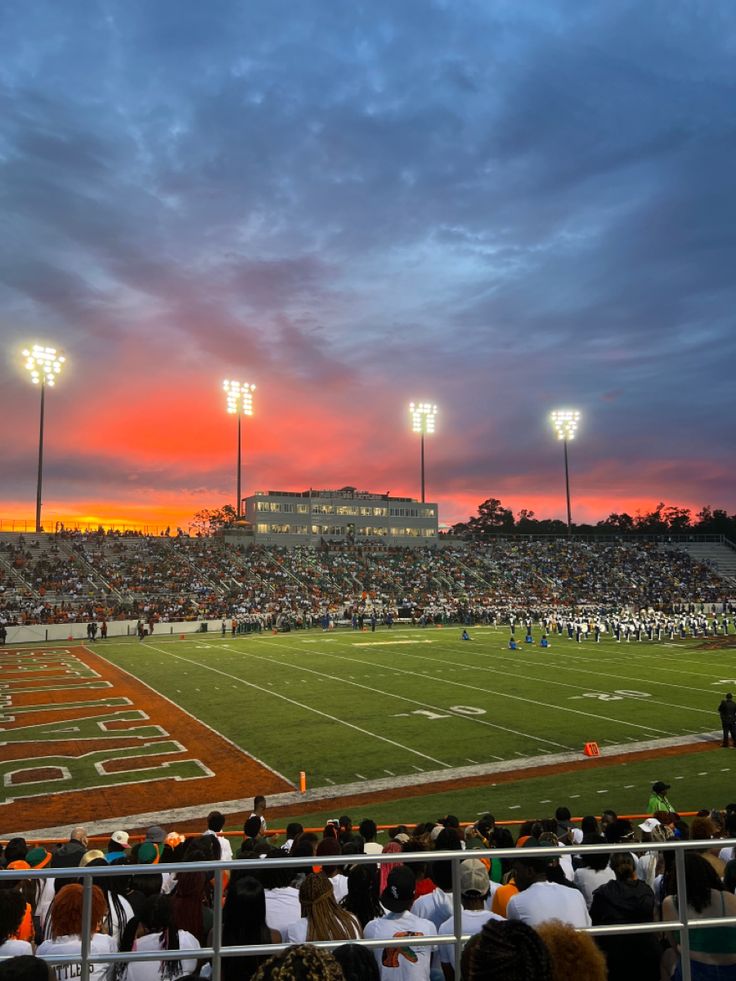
[3,837,736,981]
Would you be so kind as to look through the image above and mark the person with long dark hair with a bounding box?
[121,894,199,981]
[221,876,280,981]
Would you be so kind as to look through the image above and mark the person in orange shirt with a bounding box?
[491,872,519,918]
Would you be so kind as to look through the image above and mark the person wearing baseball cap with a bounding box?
[107,831,130,862]
[647,781,675,815]
[363,866,438,979]
[437,860,503,974]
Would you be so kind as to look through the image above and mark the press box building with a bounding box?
[242,487,438,546]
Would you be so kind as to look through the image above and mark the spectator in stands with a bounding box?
[506,840,591,928]
[339,866,382,930]
[37,884,116,981]
[252,945,345,981]
[122,894,200,981]
[50,829,88,869]
[240,817,268,857]
[364,866,437,980]
[690,816,728,878]
[572,837,614,908]
[204,811,233,862]
[285,873,361,943]
[589,852,659,981]
[333,943,380,981]
[536,920,607,981]
[467,919,551,981]
[360,820,382,856]
[262,851,301,938]
[315,840,348,902]
[661,852,736,980]
[0,892,32,958]
[106,832,130,863]
[281,824,303,855]
[0,958,53,981]
[250,797,269,836]
[437,860,502,980]
[221,876,280,981]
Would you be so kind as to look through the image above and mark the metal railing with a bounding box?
[2,837,735,981]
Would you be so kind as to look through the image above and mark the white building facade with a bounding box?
[242,487,438,546]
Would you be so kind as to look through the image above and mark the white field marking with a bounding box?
[538,749,551,754]
[477,639,731,691]
[355,773,367,780]
[570,794,580,799]
[303,646,671,737]
[540,799,551,804]
[597,790,608,794]
[147,645,452,769]
[722,768,731,772]
[489,755,504,760]
[698,772,708,776]
[384,769,395,776]
[0,697,131,721]
[228,641,573,750]
[509,805,521,810]
[466,758,478,764]
[412,765,424,772]
[90,644,294,787]
[675,776,685,780]
[514,751,526,757]
[624,784,635,789]
[325,778,335,784]
[394,646,719,713]
[353,640,435,646]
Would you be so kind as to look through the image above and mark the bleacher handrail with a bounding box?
[3,836,735,981]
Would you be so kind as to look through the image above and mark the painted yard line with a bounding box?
[233,641,573,750]
[377,645,718,715]
[299,646,672,737]
[83,645,294,787]
[355,773,367,781]
[146,645,452,769]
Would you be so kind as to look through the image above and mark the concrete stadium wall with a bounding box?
[3,618,225,645]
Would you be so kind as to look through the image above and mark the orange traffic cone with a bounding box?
[583,742,600,757]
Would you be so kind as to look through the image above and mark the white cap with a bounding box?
[639,818,661,833]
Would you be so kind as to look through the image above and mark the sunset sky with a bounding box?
[2,1,735,531]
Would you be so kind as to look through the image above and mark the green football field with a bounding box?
[96,625,733,800]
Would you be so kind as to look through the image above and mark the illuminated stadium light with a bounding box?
[409,401,438,435]
[223,379,255,416]
[222,380,256,518]
[22,343,66,533]
[551,408,580,442]
[23,344,65,388]
[409,401,438,503]
[550,408,581,535]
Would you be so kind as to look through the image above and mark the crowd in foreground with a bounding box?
[0,534,731,628]
[1,791,736,981]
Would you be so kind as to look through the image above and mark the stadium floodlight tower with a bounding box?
[550,409,581,536]
[23,344,66,533]
[409,401,438,504]
[223,379,255,518]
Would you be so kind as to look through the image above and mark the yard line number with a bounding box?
[570,690,652,701]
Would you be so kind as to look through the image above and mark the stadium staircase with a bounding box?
[59,539,126,601]
[672,540,736,589]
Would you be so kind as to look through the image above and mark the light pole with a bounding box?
[409,402,438,504]
[223,380,255,518]
[23,345,65,533]
[550,409,580,535]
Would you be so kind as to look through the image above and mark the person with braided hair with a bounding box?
[466,919,552,981]
[252,944,346,981]
[285,873,361,944]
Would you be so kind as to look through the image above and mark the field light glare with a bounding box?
[551,409,580,441]
[223,379,255,416]
[23,345,65,387]
[409,401,438,434]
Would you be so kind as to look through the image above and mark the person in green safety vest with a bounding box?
[647,780,675,814]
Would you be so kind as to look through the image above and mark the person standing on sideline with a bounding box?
[718,693,736,747]
[647,781,675,814]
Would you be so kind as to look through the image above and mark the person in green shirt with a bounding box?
[647,780,675,814]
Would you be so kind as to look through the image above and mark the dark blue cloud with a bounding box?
[1,0,734,522]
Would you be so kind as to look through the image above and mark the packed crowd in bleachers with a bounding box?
[0,533,731,630]
[1,790,736,980]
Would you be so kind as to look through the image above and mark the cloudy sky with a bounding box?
[1,0,734,530]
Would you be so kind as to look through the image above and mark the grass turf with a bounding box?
[90,625,733,801]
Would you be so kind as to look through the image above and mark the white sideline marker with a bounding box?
[597,789,608,794]
[356,773,367,780]
[384,769,395,776]
[570,794,580,799]
[624,784,635,789]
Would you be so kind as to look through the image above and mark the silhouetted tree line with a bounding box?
[450,500,736,539]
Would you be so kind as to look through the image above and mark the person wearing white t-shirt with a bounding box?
[205,810,233,862]
[37,883,117,981]
[506,839,591,929]
[364,866,437,981]
[284,873,361,944]
[437,860,504,979]
[121,893,200,981]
